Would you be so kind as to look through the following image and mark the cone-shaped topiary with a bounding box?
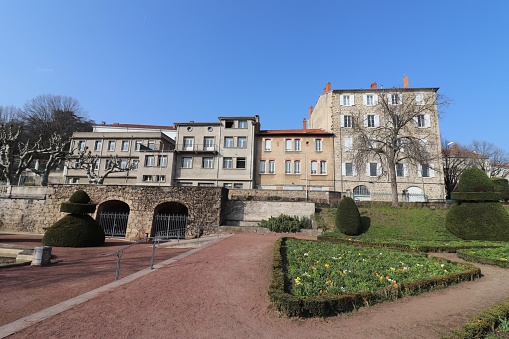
[446,168,509,241]
[492,178,509,202]
[335,197,362,236]
[43,189,105,247]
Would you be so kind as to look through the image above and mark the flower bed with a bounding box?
[457,247,509,269]
[269,238,481,317]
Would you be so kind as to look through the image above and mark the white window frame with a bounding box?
[320,161,326,174]
[142,175,153,182]
[145,155,155,167]
[182,157,193,168]
[156,175,166,182]
[108,140,116,151]
[363,93,378,106]
[158,155,168,167]
[315,139,322,152]
[294,139,301,151]
[389,93,402,105]
[285,139,292,151]
[365,114,380,128]
[77,140,86,151]
[342,163,357,176]
[264,139,272,151]
[415,93,424,105]
[204,137,215,150]
[340,115,353,128]
[237,137,247,148]
[147,140,155,150]
[259,160,266,174]
[121,140,129,151]
[120,159,127,170]
[345,136,353,151]
[224,137,234,148]
[294,160,301,174]
[340,94,354,106]
[135,140,142,151]
[223,157,233,169]
[268,160,275,174]
[184,137,194,150]
[238,120,248,129]
[202,157,214,169]
[310,160,317,174]
[94,140,102,151]
[285,160,291,174]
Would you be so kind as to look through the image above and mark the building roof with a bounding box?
[95,123,175,130]
[258,128,333,136]
[442,144,488,159]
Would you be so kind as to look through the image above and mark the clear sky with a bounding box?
[0,1,507,151]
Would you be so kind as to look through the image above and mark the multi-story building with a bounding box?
[65,123,176,185]
[309,78,445,201]
[256,119,334,191]
[173,116,260,188]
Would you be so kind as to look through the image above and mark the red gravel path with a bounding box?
[2,233,509,338]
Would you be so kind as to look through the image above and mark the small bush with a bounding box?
[335,197,362,236]
[455,168,495,195]
[492,178,509,202]
[42,214,105,247]
[68,190,91,204]
[259,214,311,233]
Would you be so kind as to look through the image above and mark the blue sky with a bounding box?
[0,1,507,151]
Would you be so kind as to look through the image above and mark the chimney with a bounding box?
[308,106,313,119]
[303,118,307,130]
[403,74,409,88]
[323,82,331,93]
[370,82,377,89]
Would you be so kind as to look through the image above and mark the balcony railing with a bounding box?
[175,144,218,153]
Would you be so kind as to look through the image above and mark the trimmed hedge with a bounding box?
[455,168,495,196]
[60,202,97,214]
[445,202,509,241]
[68,189,92,204]
[457,250,509,269]
[268,237,481,318]
[335,197,361,236]
[451,191,501,202]
[259,214,312,233]
[492,178,509,202]
[42,214,105,247]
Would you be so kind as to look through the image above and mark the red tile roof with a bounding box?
[96,123,175,130]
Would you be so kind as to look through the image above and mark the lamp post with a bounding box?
[305,140,309,200]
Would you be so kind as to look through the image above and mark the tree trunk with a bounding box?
[388,160,399,208]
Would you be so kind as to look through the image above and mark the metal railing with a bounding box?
[175,144,218,152]
[98,212,129,237]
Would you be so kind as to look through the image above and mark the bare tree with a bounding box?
[441,140,478,199]
[0,106,21,124]
[351,89,450,207]
[30,133,71,186]
[0,124,38,185]
[71,148,137,184]
[470,140,509,178]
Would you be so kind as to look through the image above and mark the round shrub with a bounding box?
[42,214,105,247]
[452,168,497,201]
[335,197,361,236]
[68,190,91,204]
[445,202,509,241]
[492,178,509,202]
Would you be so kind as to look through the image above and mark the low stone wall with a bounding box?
[228,189,341,205]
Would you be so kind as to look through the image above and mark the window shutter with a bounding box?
[424,114,431,128]
[417,165,422,177]
[342,163,346,176]
[353,164,358,176]
[366,163,370,176]
[403,164,409,177]
[377,163,382,176]
[387,94,392,104]
[345,136,353,151]
[374,115,380,127]
[350,95,355,106]
[363,94,367,105]
[340,95,345,106]
[413,116,418,127]
[429,166,435,177]
[363,115,368,127]
[373,94,379,105]
[340,115,345,127]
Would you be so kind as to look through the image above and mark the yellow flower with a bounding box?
[324,264,330,269]
[500,258,508,261]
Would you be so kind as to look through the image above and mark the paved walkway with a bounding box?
[2,233,509,338]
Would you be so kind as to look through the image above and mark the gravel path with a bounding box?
[2,233,509,338]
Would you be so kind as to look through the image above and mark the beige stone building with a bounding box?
[65,123,176,185]
[256,122,334,192]
[173,116,260,188]
[309,79,446,201]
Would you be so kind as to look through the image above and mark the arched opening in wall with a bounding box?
[353,185,371,201]
[405,186,425,202]
[151,202,189,239]
[96,200,130,237]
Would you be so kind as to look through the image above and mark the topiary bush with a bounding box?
[492,178,509,202]
[335,197,362,236]
[446,168,509,241]
[43,189,105,247]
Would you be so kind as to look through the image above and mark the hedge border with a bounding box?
[269,237,482,318]
[451,192,501,202]
[456,250,509,269]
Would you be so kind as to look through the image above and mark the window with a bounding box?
[120,159,127,169]
[233,183,243,189]
[238,120,247,129]
[182,157,192,168]
[77,140,86,151]
[121,140,129,151]
[311,161,317,174]
[421,164,432,178]
[68,177,80,184]
[184,137,194,150]
[224,137,234,148]
[390,93,401,105]
[315,139,322,151]
[202,157,214,169]
[94,160,100,171]
[320,161,327,174]
[294,160,301,174]
[364,94,376,106]
[285,139,292,151]
[223,157,233,169]
[268,160,275,174]
[158,155,168,167]
[108,140,116,151]
[145,155,155,167]
[367,115,375,128]
[264,139,272,151]
[417,114,425,128]
[142,175,153,182]
[148,140,155,150]
[198,182,215,187]
[236,157,246,169]
[341,115,353,128]
[345,136,353,151]
[237,137,247,148]
[285,160,291,174]
[132,160,139,170]
[416,93,424,105]
[340,94,354,106]
[369,163,378,177]
[94,140,102,151]
[353,185,370,198]
[396,163,405,177]
[156,175,166,182]
[135,140,142,151]
[259,160,266,173]
[178,182,192,187]
[294,139,301,151]
[223,183,233,188]
[225,120,234,128]
[416,114,430,128]
[204,137,214,150]
[343,163,355,176]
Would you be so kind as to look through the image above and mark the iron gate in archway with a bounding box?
[98,212,129,237]
[152,214,188,239]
